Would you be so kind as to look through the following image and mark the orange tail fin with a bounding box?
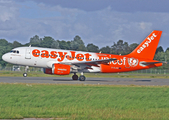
[127,30,162,60]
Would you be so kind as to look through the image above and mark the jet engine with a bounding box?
[44,64,71,75]
[43,68,52,74]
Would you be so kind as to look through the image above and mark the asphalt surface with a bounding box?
[0,77,169,86]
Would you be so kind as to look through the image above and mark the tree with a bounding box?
[154,51,165,61]
[30,35,42,46]
[165,50,169,62]
[129,43,139,52]
[0,46,13,67]
[99,46,111,54]
[165,47,169,52]
[12,41,22,48]
[111,40,130,55]
[0,39,9,46]
[87,43,99,52]
[154,49,169,69]
[51,40,60,49]
[123,42,131,54]
[58,40,70,50]
[77,44,87,51]
[156,46,164,54]
[67,41,71,50]
[41,36,55,48]
[70,35,86,51]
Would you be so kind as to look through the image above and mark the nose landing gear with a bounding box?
[23,73,27,77]
[23,66,29,77]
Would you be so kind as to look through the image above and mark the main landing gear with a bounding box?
[23,66,29,77]
[72,73,78,80]
[79,75,86,81]
[72,72,86,81]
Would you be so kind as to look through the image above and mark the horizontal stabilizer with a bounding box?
[140,61,166,66]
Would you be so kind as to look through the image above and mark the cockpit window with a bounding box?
[10,50,19,54]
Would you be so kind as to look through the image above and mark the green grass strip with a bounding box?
[0,83,169,119]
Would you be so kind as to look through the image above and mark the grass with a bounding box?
[0,83,169,119]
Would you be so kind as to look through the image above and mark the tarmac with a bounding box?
[0,76,169,86]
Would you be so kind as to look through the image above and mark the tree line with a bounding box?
[0,35,168,69]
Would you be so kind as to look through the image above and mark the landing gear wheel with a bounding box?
[23,73,27,77]
[23,66,29,77]
[72,75,78,80]
[79,75,86,81]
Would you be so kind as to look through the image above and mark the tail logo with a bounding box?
[128,58,138,67]
[137,33,157,54]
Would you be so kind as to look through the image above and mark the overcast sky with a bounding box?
[0,0,169,50]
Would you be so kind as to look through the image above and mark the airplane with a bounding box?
[2,30,163,81]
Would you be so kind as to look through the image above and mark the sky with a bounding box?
[0,0,169,50]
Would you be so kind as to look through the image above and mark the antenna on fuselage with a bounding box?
[29,45,31,47]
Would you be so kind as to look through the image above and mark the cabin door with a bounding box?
[25,49,31,59]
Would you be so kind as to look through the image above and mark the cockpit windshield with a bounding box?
[10,50,19,54]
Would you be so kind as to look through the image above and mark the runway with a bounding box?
[0,77,169,85]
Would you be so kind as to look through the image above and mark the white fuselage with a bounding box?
[2,47,101,73]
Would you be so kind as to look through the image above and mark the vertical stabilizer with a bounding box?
[127,30,162,60]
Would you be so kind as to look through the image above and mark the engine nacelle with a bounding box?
[43,64,71,75]
[52,64,70,75]
[43,68,52,74]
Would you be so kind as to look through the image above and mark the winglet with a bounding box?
[127,30,162,60]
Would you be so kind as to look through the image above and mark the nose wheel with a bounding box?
[23,66,29,77]
[23,73,27,77]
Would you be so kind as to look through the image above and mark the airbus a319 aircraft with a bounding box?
[2,30,163,81]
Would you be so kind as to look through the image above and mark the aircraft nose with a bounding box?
[2,54,8,62]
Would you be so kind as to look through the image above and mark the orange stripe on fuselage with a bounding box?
[97,53,163,73]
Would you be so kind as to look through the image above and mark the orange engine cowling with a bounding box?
[52,64,71,75]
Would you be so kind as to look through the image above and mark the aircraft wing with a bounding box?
[72,58,117,66]
[62,58,117,68]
